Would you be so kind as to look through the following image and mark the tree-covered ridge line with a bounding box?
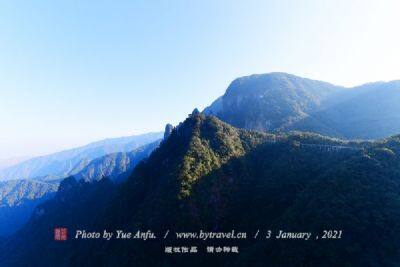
[0,179,59,207]
[205,72,400,140]
[0,139,162,237]
[0,179,58,237]
[2,113,399,266]
[0,132,163,182]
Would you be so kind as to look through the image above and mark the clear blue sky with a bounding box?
[1,0,400,158]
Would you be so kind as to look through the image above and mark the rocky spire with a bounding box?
[191,108,200,116]
[164,123,174,140]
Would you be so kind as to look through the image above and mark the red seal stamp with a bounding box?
[54,228,68,241]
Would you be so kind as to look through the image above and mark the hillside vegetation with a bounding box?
[205,72,400,139]
[2,115,399,266]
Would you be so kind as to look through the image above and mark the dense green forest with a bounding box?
[1,114,399,266]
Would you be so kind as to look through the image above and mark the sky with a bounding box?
[1,0,400,159]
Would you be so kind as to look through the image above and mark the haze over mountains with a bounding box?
[205,72,400,139]
[0,133,163,237]
[1,72,400,266]
[0,179,58,236]
[73,140,161,183]
[2,114,399,266]
[4,71,399,184]
[0,132,163,181]
[0,157,31,171]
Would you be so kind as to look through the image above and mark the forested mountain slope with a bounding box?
[0,132,163,181]
[205,72,400,139]
[0,179,58,236]
[0,139,161,237]
[2,114,399,266]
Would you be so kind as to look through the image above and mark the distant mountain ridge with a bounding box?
[2,114,400,266]
[204,72,400,139]
[0,179,58,236]
[0,132,163,181]
[0,157,31,171]
[2,73,400,265]
[0,132,164,237]
[74,140,161,183]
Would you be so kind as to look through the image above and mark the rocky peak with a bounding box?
[163,123,174,140]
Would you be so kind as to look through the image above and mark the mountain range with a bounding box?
[73,140,161,183]
[204,72,400,139]
[1,113,399,266]
[0,179,59,236]
[1,73,400,266]
[0,135,163,237]
[0,132,163,182]
[0,157,31,171]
